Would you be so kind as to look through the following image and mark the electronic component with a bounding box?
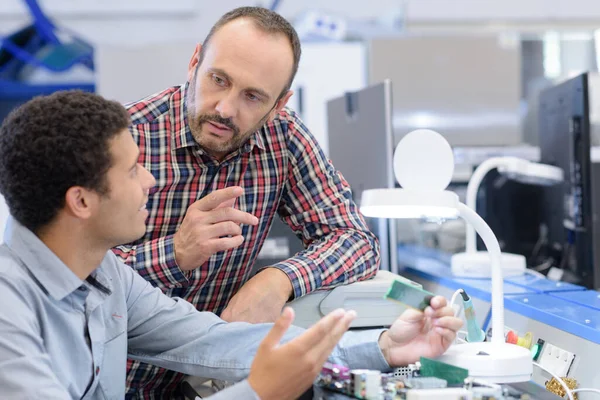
[351,369,381,399]
[315,359,548,399]
[384,280,434,311]
[393,363,420,378]
[322,362,350,380]
[404,377,447,389]
[405,388,472,399]
[532,338,545,362]
[506,331,533,349]
[419,357,469,385]
[318,362,351,394]
[537,342,576,377]
[545,377,578,399]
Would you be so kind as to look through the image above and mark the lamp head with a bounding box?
[496,157,564,186]
[361,129,460,220]
[394,129,455,191]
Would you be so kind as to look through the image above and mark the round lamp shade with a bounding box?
[394,129,454,191]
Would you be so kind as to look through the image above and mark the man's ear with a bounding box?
[269,90,293,120]
[64,186,96,220]
[187,43,203,81]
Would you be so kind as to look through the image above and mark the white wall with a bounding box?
[0,0,403,44]
[5,0,600,43]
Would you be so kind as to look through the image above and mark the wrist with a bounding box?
[173,233,192,271]
[378,331,392,366]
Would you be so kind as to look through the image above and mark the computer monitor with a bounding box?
[538,72,600,289]
[327,80,398,273]
[475,169,546,264]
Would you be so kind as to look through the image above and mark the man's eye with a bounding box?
[213,75,226,86]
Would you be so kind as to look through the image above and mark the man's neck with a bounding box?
[36,222,107,281]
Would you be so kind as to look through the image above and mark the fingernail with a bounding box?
[347,310,357,319]
[435,327,445,333]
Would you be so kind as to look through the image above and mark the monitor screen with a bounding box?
[327,81,397,272]
[538,73,598,288]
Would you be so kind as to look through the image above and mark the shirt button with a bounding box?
[96,366,100,375]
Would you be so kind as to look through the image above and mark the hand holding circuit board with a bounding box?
[378,279,463,367]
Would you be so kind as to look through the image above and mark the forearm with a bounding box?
[269,228,380,298]
[112,234,188,289]
[129,305,302,381]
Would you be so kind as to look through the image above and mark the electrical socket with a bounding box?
[537,342,576,377]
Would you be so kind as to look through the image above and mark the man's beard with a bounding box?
[188,111,246,155]
[187,107,273,158]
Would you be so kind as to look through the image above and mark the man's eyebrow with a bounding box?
[209,68,271,100]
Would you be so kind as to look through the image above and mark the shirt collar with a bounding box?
[171,83,266,153]
[4,217,93,301]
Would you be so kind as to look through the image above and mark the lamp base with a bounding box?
[451,251,526,278]
[435,342,533,383]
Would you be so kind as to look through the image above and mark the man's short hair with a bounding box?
[198,6,301,99]
[0,90,130,232]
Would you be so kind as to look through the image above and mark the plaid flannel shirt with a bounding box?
[112,84,380,399]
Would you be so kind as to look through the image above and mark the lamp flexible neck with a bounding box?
[458,202,504,344]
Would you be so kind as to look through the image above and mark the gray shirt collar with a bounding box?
[4,217,89,301]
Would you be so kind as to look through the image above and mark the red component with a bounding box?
[506,330,518,344]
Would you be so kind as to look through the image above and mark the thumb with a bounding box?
[260,307,295,349]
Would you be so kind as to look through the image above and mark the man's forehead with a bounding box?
[203,19,293,95]
[109,130,137,164]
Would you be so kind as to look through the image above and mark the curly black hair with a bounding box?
[0,90,130,233]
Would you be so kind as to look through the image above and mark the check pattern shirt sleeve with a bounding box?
[113,235,186,288]
[271,112,380,298]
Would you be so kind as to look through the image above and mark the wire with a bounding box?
[572,388,600,396]
[532,362,574,400]
[531,258,554,272]
[481,307,492,333]
[525,269,547,279]
[450,289,464,317]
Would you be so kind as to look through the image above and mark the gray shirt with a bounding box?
[0,219,389,399]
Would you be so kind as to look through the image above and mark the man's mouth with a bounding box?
[208,121,233,132]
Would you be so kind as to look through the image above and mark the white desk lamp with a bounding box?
[360,129,532,383]
[452,157,564,277]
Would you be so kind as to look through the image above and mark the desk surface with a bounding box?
[397,245,600,344]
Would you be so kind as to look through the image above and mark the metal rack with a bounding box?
[0,0,95,122]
